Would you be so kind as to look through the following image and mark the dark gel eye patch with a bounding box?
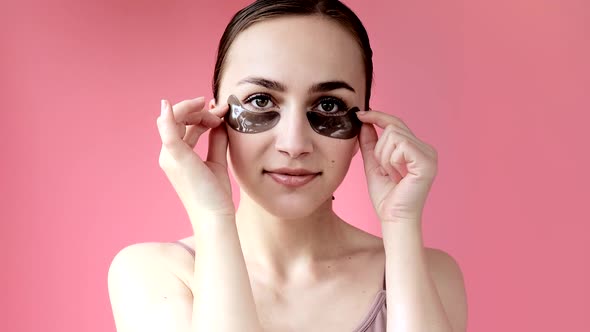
[224,94,363,139]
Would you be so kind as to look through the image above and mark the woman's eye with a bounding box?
[253,97,269,108]
[245,94,275,110]
[319,101,335,112]
[316,98,347,114]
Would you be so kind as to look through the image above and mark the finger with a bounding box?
[170,97,206,123]
[358,123,380,174]
[357,109,415,136]
[184,125,207,149]
[183,111,224,127]
[373,125,393,165]
[207,101,230,119]
[206,123,229,168]
[385,124,435,159]
[157,99,193,160]
[183,103,226,151]
[379,132,403,181]
[168,97,208,139]
[183,117,223,149]
[389,141,415,178]
[390,140,437,180]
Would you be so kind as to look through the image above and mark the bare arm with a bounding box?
[383,222,468,332]
[190,214,263,332]
[116,96,262,331]
[354,106,467,331]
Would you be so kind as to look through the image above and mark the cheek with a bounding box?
[227,130,249,164]
[227,130,267,173]
[323,139,357,172]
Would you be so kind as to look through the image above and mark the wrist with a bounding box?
[379,211,423,224]
[187,208,235,221]
[189,211,236,231]
[381,220,424,250]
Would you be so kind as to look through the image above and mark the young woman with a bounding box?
[108,1,468,331]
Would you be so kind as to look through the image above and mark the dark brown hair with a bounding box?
[212,0,374,110]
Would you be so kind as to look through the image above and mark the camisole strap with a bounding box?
[174,240,195,257]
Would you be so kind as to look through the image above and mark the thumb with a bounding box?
[358,123,379,175]
[206,123,229,168]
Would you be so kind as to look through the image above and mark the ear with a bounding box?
[208,98,216,110]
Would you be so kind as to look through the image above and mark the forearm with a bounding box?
[382,221,453,332]
[189,213,263,332]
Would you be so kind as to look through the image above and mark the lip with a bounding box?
[263,168,321,187]
[264,168,320,176]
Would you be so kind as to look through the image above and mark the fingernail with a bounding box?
[161,100,166,116]
[357,111,367,116]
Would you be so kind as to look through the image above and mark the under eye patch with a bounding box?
[224,94,362,139]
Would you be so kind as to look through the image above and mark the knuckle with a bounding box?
[396,138,408,148]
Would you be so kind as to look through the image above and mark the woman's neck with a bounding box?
[235,191,349,282]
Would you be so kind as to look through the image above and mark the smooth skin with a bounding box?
[108,16,467,332]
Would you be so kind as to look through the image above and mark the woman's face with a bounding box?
[216,15,366,218]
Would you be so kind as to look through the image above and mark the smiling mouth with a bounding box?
[262,170,321,187]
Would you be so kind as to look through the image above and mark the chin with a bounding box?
[252,190,331,220]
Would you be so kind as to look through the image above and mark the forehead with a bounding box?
[222,15,365,92]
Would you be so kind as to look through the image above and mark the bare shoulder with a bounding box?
[109,241,190,262]
[108,241,195,281]
[424,247,469,332]
[107,241,196,331]
[424,247,462,270]
[424,247,466,289]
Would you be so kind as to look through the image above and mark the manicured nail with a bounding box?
[161,100,166,116]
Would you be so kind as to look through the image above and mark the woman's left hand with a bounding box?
[356,109,438,224]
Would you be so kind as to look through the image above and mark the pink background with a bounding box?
[1,0,588,331]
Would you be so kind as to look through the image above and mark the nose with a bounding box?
[273,107,314,159]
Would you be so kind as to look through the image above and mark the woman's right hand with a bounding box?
[156,96,235,220]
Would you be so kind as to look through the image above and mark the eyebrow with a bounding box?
[237,76,356,94]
